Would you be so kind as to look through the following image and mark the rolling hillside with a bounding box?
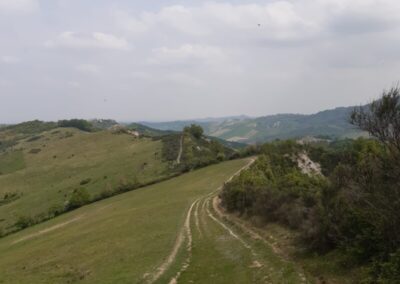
[142,106,364,144]
[0,158,307,284]
[0,121,236,235]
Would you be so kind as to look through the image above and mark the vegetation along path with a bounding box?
[0,158,308,283]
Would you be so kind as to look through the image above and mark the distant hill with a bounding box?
[142,106,365,144]
[126,122,175,137]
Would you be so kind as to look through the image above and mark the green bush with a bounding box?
[67,188,90,210]
[58,119,93,132]
[15,215,35,229]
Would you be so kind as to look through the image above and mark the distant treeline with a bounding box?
[221,87,400,283]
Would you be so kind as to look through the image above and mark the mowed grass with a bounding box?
[0,158,249,284]
[0,128,168,228]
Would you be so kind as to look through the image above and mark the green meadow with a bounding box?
[0,159,254,283]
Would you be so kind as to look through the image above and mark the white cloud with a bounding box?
[116,2,318,42]
[45,32,130,51]
[117,1,400,44]
[150,44,225,65]
[1,56,20,64]
[76,64,100,74]
[0,0,38,14]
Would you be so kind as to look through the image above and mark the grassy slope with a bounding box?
[0,159,249,284]
[0,128,168,229]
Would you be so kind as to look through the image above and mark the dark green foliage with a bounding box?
[15,216,35,229]
[58,119,93,132]
[184,124,204,139]
[161,129,235,171]
[67,188,90,210]
[47,204,64,218]
[221,141,326,232]
[161,134,182,162]
[221,88,400,282]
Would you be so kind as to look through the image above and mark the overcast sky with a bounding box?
[1,0,400,122]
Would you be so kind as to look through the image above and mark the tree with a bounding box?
[184,124,204,139]
[58,119,93,132]
[350,87,400,153]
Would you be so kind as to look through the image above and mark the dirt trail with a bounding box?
[11,215,84,245]
[212,195,308,283]
[144,198,198,284]
[144,158,256,283]
[168,199,198,284]
[176,134,184,165]
[206,197,253,252]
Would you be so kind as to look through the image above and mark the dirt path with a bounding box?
[176,134,184,165]
[11,215,84,245]
[144,158,257,284]
[144,198,199,284]
[211,196,308,283]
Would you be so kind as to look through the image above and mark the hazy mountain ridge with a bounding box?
[142,106,364,143]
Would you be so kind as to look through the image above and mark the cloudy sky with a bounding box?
[1,0,400,122]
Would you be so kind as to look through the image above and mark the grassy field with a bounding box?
[0,128,169,230]
[0,159,252,283]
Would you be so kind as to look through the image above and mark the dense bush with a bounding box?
[66,188,90,210]
[15,215,35,229]
[184,124,204,139]
[221,87,400,282]
[58,119,93,132]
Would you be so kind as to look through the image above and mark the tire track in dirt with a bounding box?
[193,199,202,237]
[212,195,308,283]
[144,198,198,284]
[145,158,257,283]
[168,198,199,284]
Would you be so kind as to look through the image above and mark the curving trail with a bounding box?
[144,158,256,283]
[144,157,309,284]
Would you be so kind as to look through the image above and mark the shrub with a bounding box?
[47,204,65,218]
[66,188,90,210]
[15,215,35,229]
[58,119,93,132]
[184,124,204,139]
